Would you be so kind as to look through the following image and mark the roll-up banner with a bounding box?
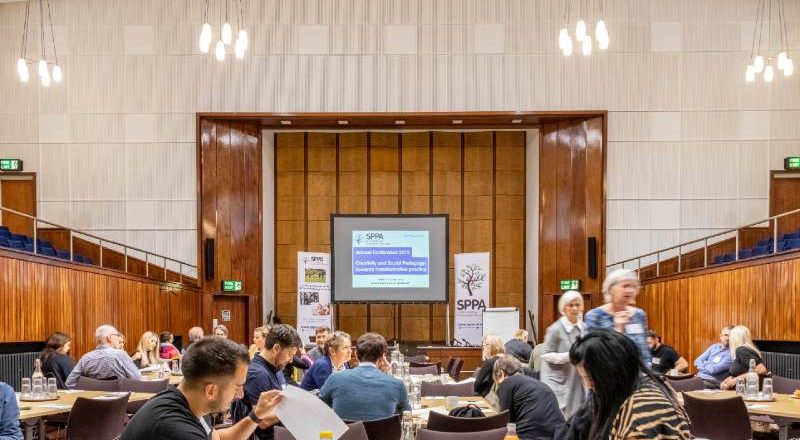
[454,252,490,346]
[297,252,332,343]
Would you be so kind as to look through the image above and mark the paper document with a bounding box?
[275,385,348,440]
[40,404,72,409]
[457,377,475,384]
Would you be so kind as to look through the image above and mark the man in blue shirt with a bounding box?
[0,381,23,440]
[242,324,301,440]
[694,326,733,388]
[319,333,409,421]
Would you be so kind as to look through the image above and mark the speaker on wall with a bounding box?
[204,238,215,281]
[587,236,598,279]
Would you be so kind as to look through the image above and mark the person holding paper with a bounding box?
[318,333,410,421]
[242,324,302,440]
[121,337,283,440]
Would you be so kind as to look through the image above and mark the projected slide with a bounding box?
[352,230,430,288]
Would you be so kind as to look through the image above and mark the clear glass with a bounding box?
[445,396,459,410]
[440,373,449,383]
[735,377,746,396]
[32,381,43,398]
[21,378,31,397]
[504,422,519,440]
[47,378,57,398]
[762,378,773,399]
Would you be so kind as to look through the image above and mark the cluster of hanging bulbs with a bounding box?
[199,0,248,61]
[558,19,609,56]
[745,52,793,82]
[16,0,63,86]
[744,0,793,83]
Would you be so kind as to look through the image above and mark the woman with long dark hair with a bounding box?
[568,329,690,440]
[40,332,75,389]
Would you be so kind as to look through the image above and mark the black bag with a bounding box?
[448,404,485,418]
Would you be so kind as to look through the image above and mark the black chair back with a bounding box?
[344,414,401,440]
[771,375,800,394]
[682,393,751,440]
[449,358,464,380]
[118,378,168,413]
[445,357,456,375]
[409,365,439,375]
[666,376,704,392]
[66,393,130,440]
[416,427,508,440]
[426,410,509,433]
[420,381,475,397]
[74,376,120,391]
[410,361,442,375]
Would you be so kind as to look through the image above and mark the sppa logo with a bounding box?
[310,256,323,262]
[366,232,384,240]
[354,234,364,245]
[456,299,487,310]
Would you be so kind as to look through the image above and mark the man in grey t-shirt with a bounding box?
[307,326,330,361]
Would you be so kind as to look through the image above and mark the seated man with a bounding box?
[122,337,283,440]
[307,326,330,361]
[319,333,410,421]
[0,381,23,440]
[694,326,733,388]
[65,324,141,388]
[241,324,301,440]
[646,331,688,376]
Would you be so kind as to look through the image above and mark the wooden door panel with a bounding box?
[1,178,36,236]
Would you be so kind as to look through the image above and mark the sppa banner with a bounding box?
[297,252,332,343]
[454,252,490,346]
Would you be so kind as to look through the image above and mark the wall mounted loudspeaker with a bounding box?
[204,238,215,281]
[587,237,598,279]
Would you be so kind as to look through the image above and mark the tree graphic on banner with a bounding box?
[457,263,486,296]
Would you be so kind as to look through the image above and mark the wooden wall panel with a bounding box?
[198,120,262,334]
[538,118,605,336]
[638,256,800,371]
[0,250,202,359]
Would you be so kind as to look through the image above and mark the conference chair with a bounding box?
[666,376,704,392]
[771,375,800,394]
[420,381,474,397]
[410,361,442,375]
[74,376,120,392]
[682,393,751,440]
[409,364,439,375]
[445,357,456,375]
[416,427,508,440]
[426,411,509,433]
[345,414,401,440]
[449,358,464,380]
[65,393,130,440]
[118,378,168,413]
[275,422,369,440]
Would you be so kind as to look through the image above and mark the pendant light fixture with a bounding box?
[745,0,793,83]
[199,0,248,61]
[559,0,609,57]
[16,0,62,86]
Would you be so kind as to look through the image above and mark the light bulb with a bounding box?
[595,20,606,38]
[576,20,586,42]
[235,37,245,59]
[38,59,48,77]
[745,64,756,82]
[784,58,794,76]
[559,28,569,50]
[221,22,232,45]
[562,38,573,56]
[40,68,51,87]
[777,51,788,70]
[598,33,609,50]
[200,38,211,53]
[764,64,774,82]
[582,35,592,55]
[52,64,62,83]
[199,23,212,53]
[754,55,764,73]
[16,58,29,82]
[238,29,248,50]
[215,40,225,61]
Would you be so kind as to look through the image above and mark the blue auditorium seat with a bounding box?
[713,255,725,265]
[40,247,57,257]
[55,250,70,260]
[786,239,800,250]
[23,242,34,252]
[722,253,736,263]
[10,233,28,243]
[738,249,753,259]
[756,239,773,247]
[753,245,769,256]
[0,225,9,232]
[0,237,8,247]
[8,239,24,250]
[0,229,9,238]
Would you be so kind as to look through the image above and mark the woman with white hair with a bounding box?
[584,268,651,366]
[540,290,586,418]
[719,325,767,390]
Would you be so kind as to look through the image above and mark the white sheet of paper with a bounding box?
[275,385,348,440]
[747,404,770,409]
[40,404,72,409]
[457,377,476,384]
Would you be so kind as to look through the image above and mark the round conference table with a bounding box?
[684,390,800,440]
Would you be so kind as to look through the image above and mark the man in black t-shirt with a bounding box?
[122,337,283,440]
[647,330,688,375]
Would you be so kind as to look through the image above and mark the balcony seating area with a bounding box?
[0,225,93,264]
[712,231,800,265]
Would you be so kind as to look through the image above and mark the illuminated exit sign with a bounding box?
[221,280,242,292]
[0,159,22,171]
[559,279,581,291]
[786,157,800,170]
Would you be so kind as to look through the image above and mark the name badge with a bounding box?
[652,357,661,365]
[625,323,644,334]
[713,356,721,363]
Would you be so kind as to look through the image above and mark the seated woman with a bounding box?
[300,331,351,392]
[40,332,75,389]
[158,331,180,360]
[474,334,506,398]
[131,331,160,368]
[719,325,768,390]
[493,355,564,440]
[505,329,533,363]
[248,326,270,359]
[568,329,691,439]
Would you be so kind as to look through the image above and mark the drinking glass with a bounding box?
[21,378,31,397]
[735,377,746,396]
[761,378,773,399]
[440,373,449,383]
[47,378,57,398]
[32,378,43,398]
[410,389,421,410]
[445,396,459,410]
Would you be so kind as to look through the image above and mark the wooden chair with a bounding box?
[682,393,751,440]
[65,393,130,440]
[426,410,509,433]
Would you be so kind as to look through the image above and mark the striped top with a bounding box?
[610,378,691,440]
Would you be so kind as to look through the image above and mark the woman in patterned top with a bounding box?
[569,329,691,440]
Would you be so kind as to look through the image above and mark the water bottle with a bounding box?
[31,359,44,398]
[504,423,520,440]
[402,410,414,440]
[745,359,759,399]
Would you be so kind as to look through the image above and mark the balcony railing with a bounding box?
[606,207,800,278]
[0,205,197,285]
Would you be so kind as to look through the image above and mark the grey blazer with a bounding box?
[539,318,586,418]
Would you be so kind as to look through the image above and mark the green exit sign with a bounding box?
[0,159,22,171]
[221,280,242,292]
[786,157,800,170]
[559,279,581,291]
